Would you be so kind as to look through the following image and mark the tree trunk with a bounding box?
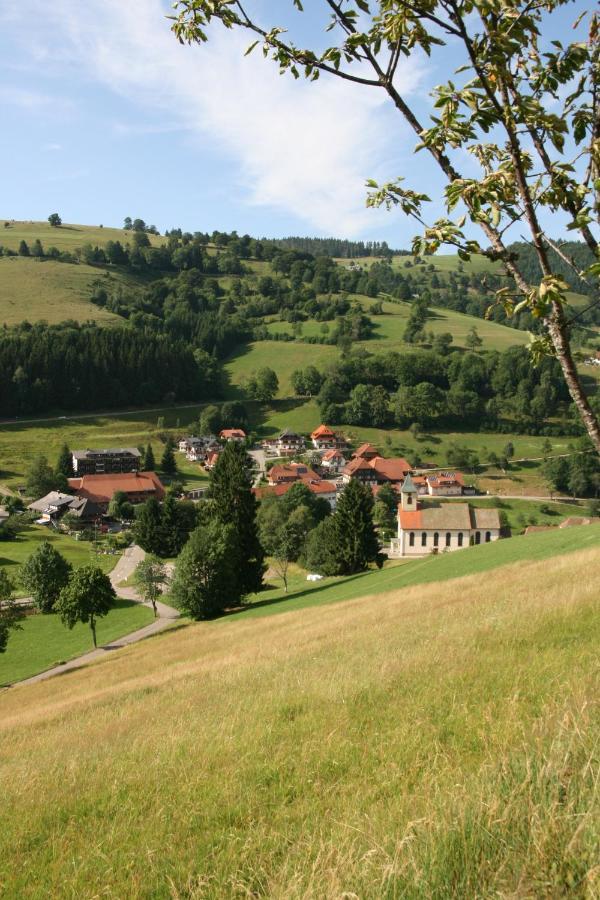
[91,616,97,648]
[547,303,600,455]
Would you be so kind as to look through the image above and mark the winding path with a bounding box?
[16,546,180,688]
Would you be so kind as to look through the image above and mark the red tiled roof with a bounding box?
[255,479,336,499]
[68,471,165,503]
[311,424,335,439]
[353,443,379,458]
[342,457,374,475]
[220,428,246,439]
[397,509,423,528]
[369,457,412,481]
[268,462,319,484]
[427,471,465,487]
[322,449,344,461]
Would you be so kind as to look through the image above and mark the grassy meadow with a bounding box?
[224,340,340,398]
[0,524,117,595]
[0,220,164,253]
[0,543,597,896]
[237,523,600,619]
[0,598,155,685]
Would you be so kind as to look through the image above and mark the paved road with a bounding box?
[15,546,180,688]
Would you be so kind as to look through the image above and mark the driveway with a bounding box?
[15,545,180,688]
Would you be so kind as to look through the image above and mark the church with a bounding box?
[391,474,501,557]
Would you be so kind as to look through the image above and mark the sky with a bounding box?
[0,1,591,245]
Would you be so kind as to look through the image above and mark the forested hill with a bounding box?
[507,241,596,297]
[0,220,597,426]
[268,236,405,258]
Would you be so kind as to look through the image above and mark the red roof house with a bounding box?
[68,471,165,506]
[219,428,246,442]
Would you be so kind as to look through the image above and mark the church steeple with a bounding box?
[400,472,417,510]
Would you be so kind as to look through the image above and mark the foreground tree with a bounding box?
[55,566,116,648]
[170,521,237,618]
[331,479,383,574]
[208,442,265,593]
[257,495,313,592]
[172,1,600,452]
[20,542,71,613]
[135,555,167,617]
[0,570,23,653]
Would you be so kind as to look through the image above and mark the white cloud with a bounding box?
[17,0,425,237]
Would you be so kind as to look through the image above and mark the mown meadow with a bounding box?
[0,543,597,897]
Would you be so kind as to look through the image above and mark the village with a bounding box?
[19,423,507,559]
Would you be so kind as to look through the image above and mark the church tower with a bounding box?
[400,472,417,511]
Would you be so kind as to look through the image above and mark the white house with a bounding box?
[390,474,501,557]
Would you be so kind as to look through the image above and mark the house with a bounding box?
[341,455,412,487]
[67,471,165,509]
[320,448,346,474]
[311,424,337,449]
[255,478,338,509]
[268,462,319,486]
[277,429,305,454]
[28,491,77,520]
[219,428,246,443]
[425,471,465,496]
[27,491,102,524]
[204,451,221,470]
[352,443,379,461]
[391,474,501,556]
[72,448,141,475]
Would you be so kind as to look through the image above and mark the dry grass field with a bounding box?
[0,546,598,897]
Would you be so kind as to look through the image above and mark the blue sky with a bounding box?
[0,1,591,244]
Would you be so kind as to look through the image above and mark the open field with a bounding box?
[0,220,164,253]
[0,542,598,896]
[237,523,600,619]
[0,524,118,594]
[0,598,155,685]
[266,296,529,353]
[0,257,126,326]
[224,340,339,398]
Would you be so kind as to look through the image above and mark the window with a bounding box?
[458,533,463,547]
[421,532,427,547]
[409,531,415,547]
[475,531,481,544]
[485,531,491,543]
[406,493,413,505]
[433,532,439,547]
[445,532,451,547]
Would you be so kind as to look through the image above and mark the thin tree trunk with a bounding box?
[91,616,97,648]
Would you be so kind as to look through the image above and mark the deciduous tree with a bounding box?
[56,565,116,648]
[135,554,167,617]
[170,521,237,618]
[0,570,23,654]
[20,541,71,613]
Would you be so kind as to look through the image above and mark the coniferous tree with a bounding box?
[134,498,164,554]
[160,437,176,475]
[144,443,156,471]
[20,542,72,613]
[208,441,264,594]
[55,443,74,479]
[330,479,382,575]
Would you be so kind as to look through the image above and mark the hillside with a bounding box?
[0,543,598,896]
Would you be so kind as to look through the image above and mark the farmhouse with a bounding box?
[320,448,346,474]
[310,424,348,451]
[27,491,103,523]
[352,443,379,461]
[342,455,412,487]
[72,447,141,475]
[268,462,320,486]
[425,471,465,496]
[219,428,246,443]
[67,471,165,508]
[391,474,501,557]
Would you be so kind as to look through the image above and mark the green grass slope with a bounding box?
[0,544,598,897]
[0,219,163,253]
[0,599,155,685]
[239,523,600,619]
